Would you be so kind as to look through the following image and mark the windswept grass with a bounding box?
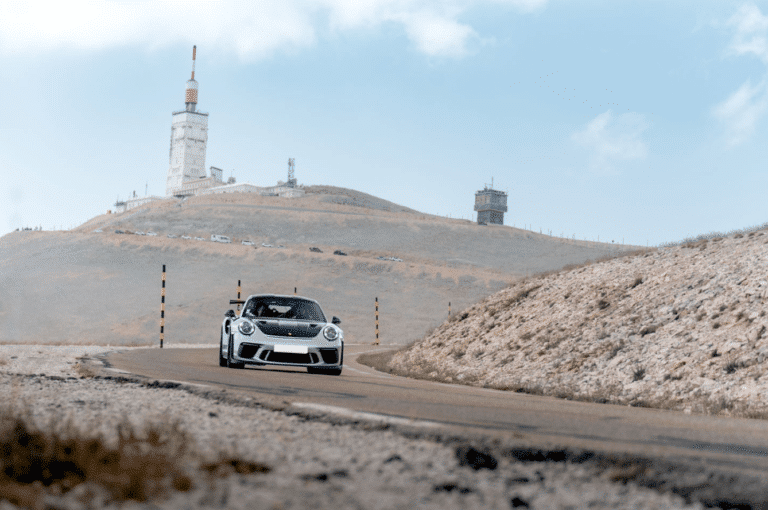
[0,407,270,508]
[72,359,97,378]
[658,221,768,248]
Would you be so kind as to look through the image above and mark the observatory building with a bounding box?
[166,46,213,197]
[474,183,508,225]
[112,46,306,213]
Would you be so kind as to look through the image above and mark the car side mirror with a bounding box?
[225,310,236,318]
[332,316,341,325]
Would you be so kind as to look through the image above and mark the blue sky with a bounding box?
[1,1,767,245]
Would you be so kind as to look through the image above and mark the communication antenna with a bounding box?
[287,158,296,186]
[185,45,198,111]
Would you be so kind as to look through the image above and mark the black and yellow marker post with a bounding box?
[449,301,451,316]
[160,264,166,348]
[237,280,242,313]
[374,297,379,345]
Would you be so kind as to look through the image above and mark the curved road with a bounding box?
[106,344,768,479]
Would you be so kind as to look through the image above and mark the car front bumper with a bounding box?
[231,338,343,368]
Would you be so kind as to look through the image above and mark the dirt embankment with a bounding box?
[389,231,768,418]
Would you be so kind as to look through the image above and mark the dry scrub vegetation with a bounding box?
[0,407,269,509]
[385,231,768,418]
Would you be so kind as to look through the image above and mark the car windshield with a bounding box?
[244,296,326,322]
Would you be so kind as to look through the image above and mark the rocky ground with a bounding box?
[0,345,702,509]
[389,230,768,418]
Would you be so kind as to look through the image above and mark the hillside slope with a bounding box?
[1,187,635,346]
[389,231,768,417]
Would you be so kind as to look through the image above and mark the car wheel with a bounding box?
[218,327,227,367]
[227,333,244,369]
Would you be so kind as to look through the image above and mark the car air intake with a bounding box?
[319,349,339,364]
[239,343,262,359]
[267,352,313,364]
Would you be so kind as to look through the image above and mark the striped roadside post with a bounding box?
[294,287,297,295]
[449,301,451,316]
[237,280,242,312]
[374,297,379,345]
[160,265,166,348]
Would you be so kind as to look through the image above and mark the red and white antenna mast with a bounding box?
[185,45,198,112]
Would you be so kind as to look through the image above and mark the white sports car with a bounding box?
[220,294,344,375]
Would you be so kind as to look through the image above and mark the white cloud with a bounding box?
[714,4,768,146]
[398,10,478,57]
[571,110,649,171]
[0,2,317,59]
[0,0,546,60]
[713,78,768,146]
[726,3,768,62]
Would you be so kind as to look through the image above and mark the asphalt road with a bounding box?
[106,344,768,480]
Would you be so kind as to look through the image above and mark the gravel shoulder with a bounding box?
[0,344,704,510]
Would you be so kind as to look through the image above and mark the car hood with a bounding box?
[251,319,324,339]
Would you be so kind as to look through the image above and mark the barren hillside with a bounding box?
[1,187,634,346]
[389,231,768,417]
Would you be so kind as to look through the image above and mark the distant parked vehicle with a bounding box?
[135,231,146,236]
[211,234,231,244]
[309,247,323,253]
[377,256,403,262]
[277,245,285,249]
[333,250,347,256]
[181,235,192,240]
[242,240,254,246]
[114,230,125,234]
[147,231,158,236]
[93,229,103,233]
[194,237,205,241]
[167,234,178,238]
[262,243,273,248]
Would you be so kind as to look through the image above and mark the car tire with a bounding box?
[218,327,227,367]
[227,333,244,369]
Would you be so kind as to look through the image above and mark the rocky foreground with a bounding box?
[0,346,699,509]
[390,231,768,418]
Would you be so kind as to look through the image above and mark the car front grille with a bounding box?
[266,352,315,364]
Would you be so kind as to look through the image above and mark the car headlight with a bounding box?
[323,325,339,341]
[238,320,255,335]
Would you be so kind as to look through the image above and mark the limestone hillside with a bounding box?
[0,187,633,346]
[389,231,768,418]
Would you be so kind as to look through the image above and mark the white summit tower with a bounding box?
[166,46,208,197]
